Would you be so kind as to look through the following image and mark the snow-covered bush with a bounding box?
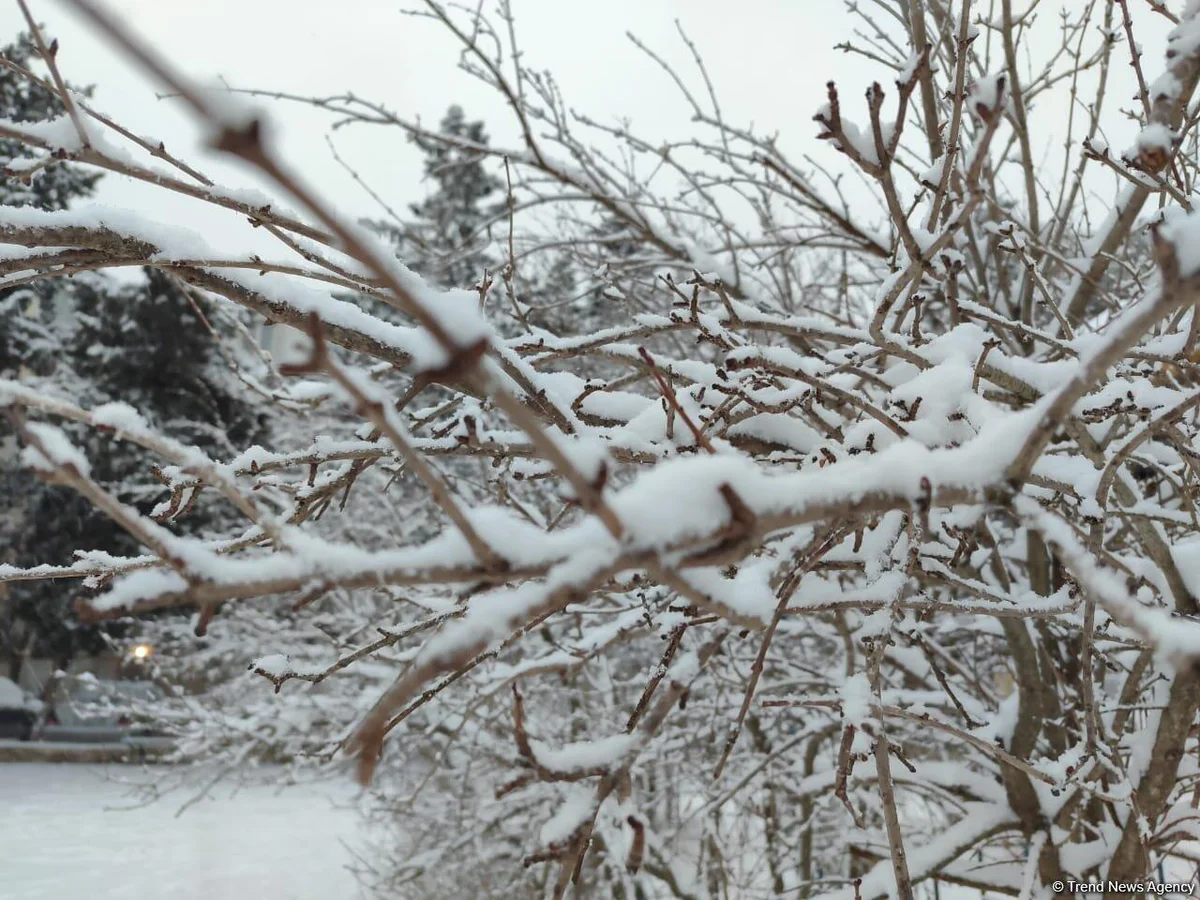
[5,1,1200,897]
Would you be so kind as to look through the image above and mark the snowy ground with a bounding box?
[0,763,364,899]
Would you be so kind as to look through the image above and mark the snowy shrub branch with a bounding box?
[5,0,1200,896]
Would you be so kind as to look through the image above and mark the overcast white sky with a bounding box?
[0,1,1172,261]
[0,1,856,258]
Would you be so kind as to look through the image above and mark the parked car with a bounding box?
[41,674,169,743]
[0,677,41,741]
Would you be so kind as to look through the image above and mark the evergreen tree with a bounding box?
[0,33,100,211]
[371,105,505,290]
[0,35,266,677]
[1,271,267,675]
[367,104,605,339]
[0,32,101,382]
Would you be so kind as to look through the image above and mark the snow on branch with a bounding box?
[5,0,1200,895]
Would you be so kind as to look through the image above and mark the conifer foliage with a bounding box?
[0,33,264,675]
[370,104,505,291]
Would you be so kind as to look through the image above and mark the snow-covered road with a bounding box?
[0,763,363,899]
